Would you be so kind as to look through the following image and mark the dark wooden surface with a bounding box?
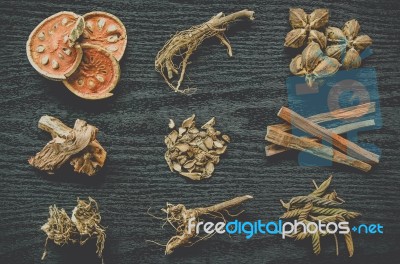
[1,0,400,263]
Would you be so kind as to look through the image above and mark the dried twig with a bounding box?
[155,10,255,94]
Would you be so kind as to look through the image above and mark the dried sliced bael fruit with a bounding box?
[26,11,84,80]
[81,11,127,61]
[63,44,120,100]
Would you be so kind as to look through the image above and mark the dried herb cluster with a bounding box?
[285,8,372,86]
[164,115,230,180]
[280,176,360,256]
[29,115,106,176]
[41,197,106,260]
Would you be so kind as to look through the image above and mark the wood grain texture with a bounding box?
[0,0,399,263]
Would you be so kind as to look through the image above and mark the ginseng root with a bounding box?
[156,195,253,254]
[155,9,255,94]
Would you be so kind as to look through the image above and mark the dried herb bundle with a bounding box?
[326,20,372,70]
[41,197,106,261]
[155,9,255,94]
[284,8,329,48]
[280,176,360,256]
[29,116,106,176]
[164,115,230,180]
[153,195,252,254]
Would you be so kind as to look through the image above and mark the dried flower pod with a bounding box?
[81,11,127,61]
[325,44,346,61]
[289,8,308,28]
[308,8,329,29]
[302,42,323,72]
[326,27,347,44]
[284,28,307,48]
[26,11,84,80]
[63,44,120,100]
[308,30,327,49]
[342,48,361,70]
[312,56,341,78]
[353,35,372,51]
[342,19,360,41]
[290,55,305,76]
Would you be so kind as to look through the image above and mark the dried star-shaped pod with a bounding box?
[164,115,230,180]
[290,42,340,87]
[326,19,372,70]
[285,8,329,49]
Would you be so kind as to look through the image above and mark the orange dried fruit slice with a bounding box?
[81,11,127,61]
[26,11,84,80]
[63,44,120,100]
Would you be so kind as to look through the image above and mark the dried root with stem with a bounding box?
[41,197,106,262]
[155,9,255,94]
[280,176,360,257]
[149,195,253,255]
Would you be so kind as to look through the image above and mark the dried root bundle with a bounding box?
[152,195,252,254]
[280,176,360,256]
[29,115,106,176]
[155,9,255,94]
[41,197,106,260]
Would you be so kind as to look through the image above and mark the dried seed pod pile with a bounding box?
[284,8,373,86]
[41,197,106,260]
[280,176,361,256]
[153,195,252,254]
[155,9,254,94]
[27,11,127,99]
[29,115,107,176]
[164,115,230,180]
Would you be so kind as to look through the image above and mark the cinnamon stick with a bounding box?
[266,119,375,156]
[277,107,379,164]
[266,126,371,172]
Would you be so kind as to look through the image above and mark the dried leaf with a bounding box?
[309,8,329,29]
[289,8,308,28]
[284,28,307,48]
[343,19,360,41]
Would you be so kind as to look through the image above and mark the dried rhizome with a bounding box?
[149,195,253,254]
[29,115,106,176]
[41,197,106,261]
[284,8,372,86]
[164,115,230,180]
[280,176,360,256]
[155,9,255,94]
[26,11,127,99]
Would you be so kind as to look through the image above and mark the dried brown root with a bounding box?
[30,115,106,176]
[160,195,253,254]
[155,9,255,94]
[41,197,105,260]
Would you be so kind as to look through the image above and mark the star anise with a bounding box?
[290,41,341,87]
[326,19,372,70]
[284,8,329,49]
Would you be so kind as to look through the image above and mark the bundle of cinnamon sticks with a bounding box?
[265,103,379,172]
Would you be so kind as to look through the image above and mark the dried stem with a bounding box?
[155,10,254,94]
